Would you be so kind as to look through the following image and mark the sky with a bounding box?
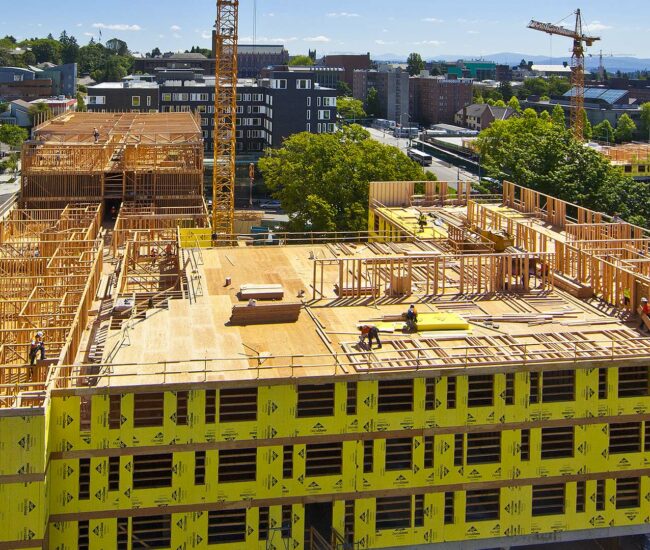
[3,0,650,59]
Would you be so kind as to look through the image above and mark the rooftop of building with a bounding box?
[88,81,159,89]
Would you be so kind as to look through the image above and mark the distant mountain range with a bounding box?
[372,52,650,73]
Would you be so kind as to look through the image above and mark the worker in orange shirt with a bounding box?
[639,297,650,331]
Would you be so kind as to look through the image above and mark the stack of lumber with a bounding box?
[553,272,594,299]
[238,283,284,301]
[468,310,580,324]
[229,302,302,326]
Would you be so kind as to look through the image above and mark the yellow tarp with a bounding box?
[374,312,470,333]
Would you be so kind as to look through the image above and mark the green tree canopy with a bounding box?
[476,110,648,224]
[498,81,514,101]
[0,124,28,149]
[406,52,425,76]
[59,31,79,64]
[28,39,62,64]
[366,87,380,117]
[337,97,366,121]
[76,92,87,112]
[288,55,314,66]
[28,103,52,125]
[507,96,521,112]
[258,125,432,232]
[615,113,637,143]
[105,38,129,57]
[551,104,566,127]
[494,100,507,108]
[640,102,650,136]
[593,120,615,144]
[336,80,352,97]
[580,109,593,141]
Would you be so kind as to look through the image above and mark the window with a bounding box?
[108,456,120,491]
[347,382,357,415]
[468,375,494,407]
[318,110,331,120]
[530,371,540,404]
[616,477,640,509]
[414,495,425,527]
[454,433,464,466]
[236,106,244,114]
[220,387,257,422]
[109,395,121,429]
[323,97,337,107]
[576,481,586,513]
[307,97,312,107]
[377,379,413,413]
[147,96,152,107]
[306,110,311,120]
[596,479,606,511]
[272,79,287,89]
[281,505,292,538]
[297,79,312,89]
[131,96,141,107]
[609,422,642,454]
[252,93,264,102]
[541,370,575,402]
[297,384,335,417]
[599,368,608,399]
[305,442,343,476]
[162,93,171,102]
[173,93,189,101]
[424,436,434,468]
[618,367,649,397]
[117,518,128,550]
[447,377,457,408]
[283,446,293,478]
[505,373,515,405]
[133,393,164,428]
[541,426,574,459]
[306,123,311,132]
[205,390,216,423]
[425,378,437,410]
[385,438,412,471]
[521,429,530,461]
[208,509,247,544]
[532,484,565,516]
[467,432,501,464]
[444,492,454,524]
[195,451,206,485]
[259,507,270,541]
[79,458,90,500]
[219,448,256,482]
[376,497,411,530]
[363,440,374,473]
[133,454,172,489]
[132,515,171,549]
[78,520,89,550]
[88,96,105,105]
[176,391,188,426]
[466,489,500,522]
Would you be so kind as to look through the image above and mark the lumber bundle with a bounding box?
[229,303,302,326]
[238,284,284,301]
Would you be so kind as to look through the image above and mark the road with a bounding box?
[366,127,476,184]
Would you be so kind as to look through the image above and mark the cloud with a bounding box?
[587,21,612,32]
[304,35,331,43]
[413,40,444,45]
[327,12,359,18]
[170,25,181,31]
[76,23,83,28]
[83,32,94,37]
[200,31,211,39]
[92,23,142,31]
[375,39,396,45]
[265,12,275,17]
[422,17,444,23]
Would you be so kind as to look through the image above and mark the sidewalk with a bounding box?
[0,159,21,212]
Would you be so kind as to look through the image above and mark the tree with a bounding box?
[76,92,87,112]
[150,47,162,58]
[28,103,52,125]
[366,87,380,117]
[615,113,637,143]
[289,55,314,66]
[551,104,566,127]
[29,39,62,64]
[0,124,28,149]
[59,31,80,64]
[337,97,366,121]
[580,109,593,141]
[498,81,513,101]
[507,96,521,112]
[336,80,352,97]
[640,102,650,137]
[406,52,425,76]
[78,42,106,75]
[476,111,643,223]
[258,125,431,232]
[494,100,507,108]
[106,38,129,57]
[593,120,615,144]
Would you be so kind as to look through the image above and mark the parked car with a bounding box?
[259,200,282,210]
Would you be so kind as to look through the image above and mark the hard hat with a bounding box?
[643,297,648,303]
[36,331,43,337]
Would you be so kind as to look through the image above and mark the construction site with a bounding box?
[4,1,650,549]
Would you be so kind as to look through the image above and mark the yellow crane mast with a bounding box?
[528,9,600,141]
[212,0,239,238]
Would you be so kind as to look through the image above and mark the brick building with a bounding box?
[410,76,474,126]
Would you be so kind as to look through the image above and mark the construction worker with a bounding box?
[93,127,100,143]
[623,288,631,307]
[639,297,650,331]
[29,331,45,380]
[405,305,418,332]
[358,325,382,350]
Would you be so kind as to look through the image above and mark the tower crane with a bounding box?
[212,0,239,238]
[528,9,600,140]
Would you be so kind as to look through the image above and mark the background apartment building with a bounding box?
[86,69,337,156]
[353,67,409,123]
[410,75,474,126]
[322,53,372,89]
